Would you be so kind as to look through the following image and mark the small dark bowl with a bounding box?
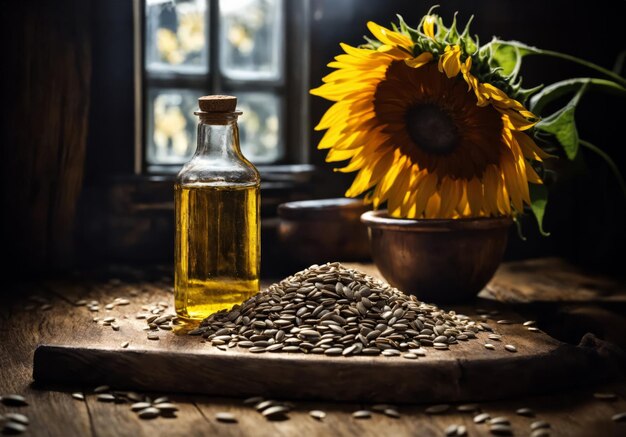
[277,198,371,267]
[361,210,512,303]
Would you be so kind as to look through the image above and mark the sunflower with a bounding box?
[311,15,550,219]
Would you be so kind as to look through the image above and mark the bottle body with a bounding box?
[175,181,259,319]
[174,97,260,321]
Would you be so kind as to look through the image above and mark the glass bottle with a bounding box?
[175,95,260,321]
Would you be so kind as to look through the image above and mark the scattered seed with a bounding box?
[262,405,290,420]
[147,333,159,340]
[1,395,28,406]
[255,400,277,411]
[138,407,161,419]
[215,412,238,423]
[474,413,491,423]
[504,344,517,353]
[309,410,326,420]
[496,320,514,325]
[72,393,84,400]
[523,320,536,326]
[372,404,395,412]
[445,424,459,436]
[243,396,264,405]
[97,394,116,402]
[456,425,467,436]
[489,424,513,435]
[527,327,540,332]
[384,408,400,418]
[516,407,535,417]
[155,403,179,413]
[352,410,372,419]
[530,420,551,430]
[403,353,418,359]
[131,402,152,411]
[611,412,626,422]
[121,341,129,348]
[94,385,110,393]
[153,397,169,404]
[484,343,495,350]
[530,429,551,437]
[2,422,27,434]
[457,404,479,412]
[593,392,617,401]
[490,417,510,425]
[4,414,29,425]
[425,404,449,414]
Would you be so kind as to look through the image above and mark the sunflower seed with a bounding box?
[72,393,84,400]
[425,404,449,414]
[523,320,536,326]
[94,385,110,394]
[262,405,289,420]
[457,404,479,412]
[352,410,372,419]
[474,413,491,423]
[131,402,152,411]
[403,353,418,359]
[484,343,495,350]
[496,320,514,325]
[504,344,517,353]
[215,412,238,423]
[593,392,617,400]
[383,408,400,418]
[530,420,551,430]
[490,417,510,425]
[530,430,551,437]
[153,396,169,404]
[244,396,264,405]
[147,333,159,340]
[611,412,626,422]
[121,341,129,348]
[2,422,27,434]
[155,403,178,412]
[1,395,28,406]
[456,425,467,436]
[527,327,540,332]
[445,424,459,436]
[138,407,160,419]
[254,400,277,411]
[97,394,116,402]
[516,407,535,417]
[4,414,29,425]
[489,424,512,435]
[309,410,326,420]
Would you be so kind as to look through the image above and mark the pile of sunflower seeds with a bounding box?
[191,263,488,357]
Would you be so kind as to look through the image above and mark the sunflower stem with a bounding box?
[490,40,626,87]
[580,139,626,200]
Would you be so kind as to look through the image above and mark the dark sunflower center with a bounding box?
[405,104,459,155]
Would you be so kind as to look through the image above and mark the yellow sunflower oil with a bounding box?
[174,95,260,321]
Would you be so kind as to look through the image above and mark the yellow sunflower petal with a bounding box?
[513,131,554,160]
[525,163,543,184]
[438,45,462,78]
[366,21,413,49]
[404,52,434,69]
[466,177,484,216]
[423,15,436,39]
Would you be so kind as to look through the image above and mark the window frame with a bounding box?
[133,0,311,175]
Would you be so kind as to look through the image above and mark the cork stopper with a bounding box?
[198,95,237,113]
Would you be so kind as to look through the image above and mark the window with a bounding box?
[134,0,310,173]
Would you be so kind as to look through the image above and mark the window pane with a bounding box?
[238,92,282,163]
[145,0,208,74]
[219,0,283,80]
[147,88,199,164]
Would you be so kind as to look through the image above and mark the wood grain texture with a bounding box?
[2,261,626,436]
[484,257,626,302]
[33,280,601,403]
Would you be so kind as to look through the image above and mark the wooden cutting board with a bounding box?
[33,303,600,403]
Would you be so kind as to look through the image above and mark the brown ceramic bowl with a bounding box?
[277,198,371,267]
[361,210,512,303]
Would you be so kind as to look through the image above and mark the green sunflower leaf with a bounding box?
[529,184,550,236]
[534,81,589,160]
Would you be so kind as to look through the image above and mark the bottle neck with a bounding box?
[195,113,242,159]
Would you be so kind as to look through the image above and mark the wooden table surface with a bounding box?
[1,258,626,436]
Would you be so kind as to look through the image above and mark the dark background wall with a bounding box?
[2,0,625,279]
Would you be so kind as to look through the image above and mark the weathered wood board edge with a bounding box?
[33,342,601,403]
